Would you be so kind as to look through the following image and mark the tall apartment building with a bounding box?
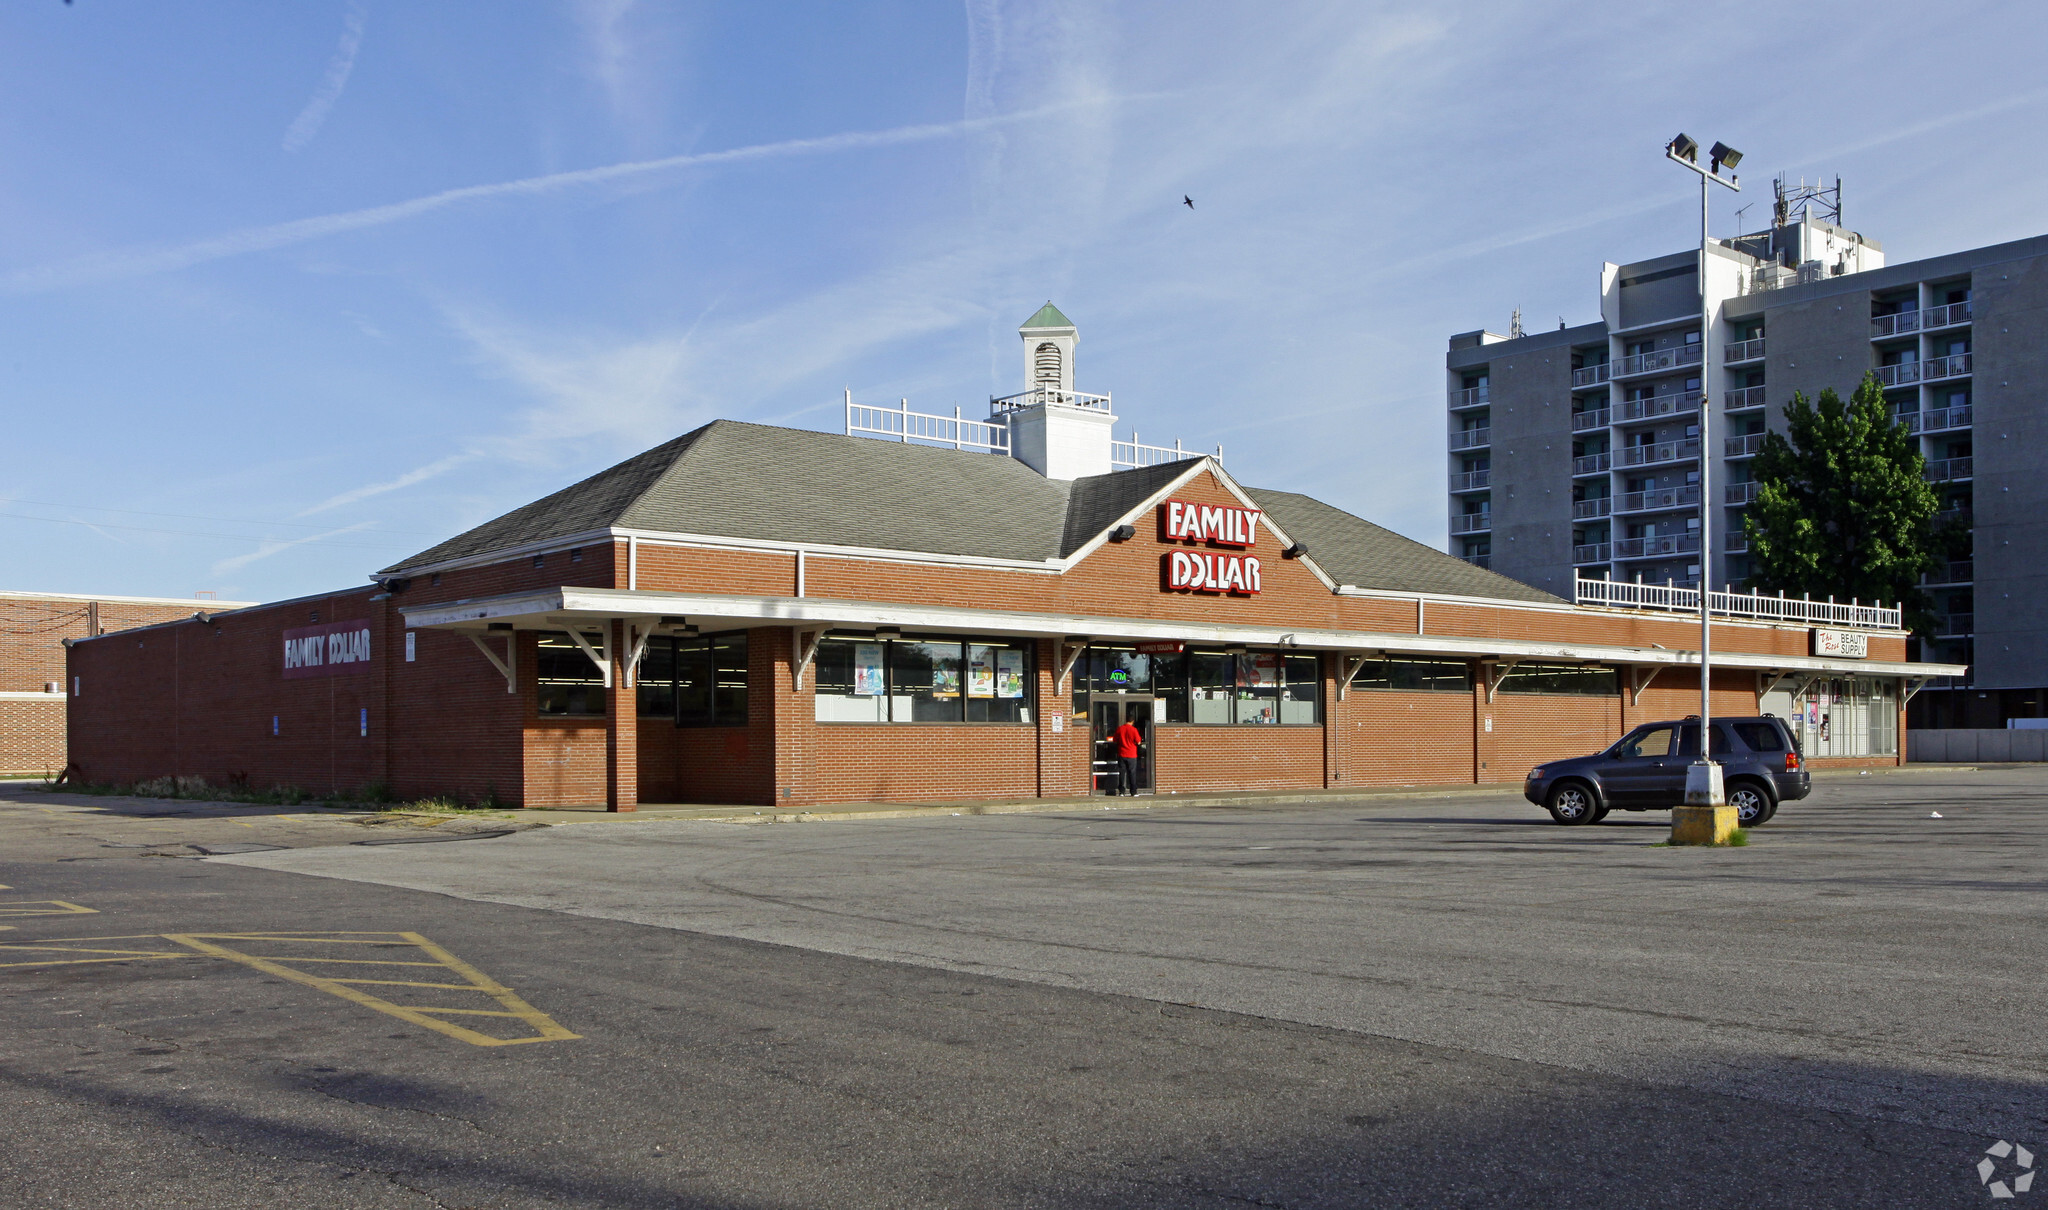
[1445,197,2048,729]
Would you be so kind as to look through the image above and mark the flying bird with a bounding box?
[1183,195,1194,209]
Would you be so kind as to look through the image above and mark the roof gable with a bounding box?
[1243,488,1561,604]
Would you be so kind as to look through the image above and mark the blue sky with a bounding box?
[5,1,2047,602]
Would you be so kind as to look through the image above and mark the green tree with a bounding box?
[1743,373,1944,632]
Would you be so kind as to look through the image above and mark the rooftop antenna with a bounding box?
[1509,308,1524,339]
[1733,202,1753,236]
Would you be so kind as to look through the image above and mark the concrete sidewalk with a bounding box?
[4,763,1977,831]
[496,762,1978,827]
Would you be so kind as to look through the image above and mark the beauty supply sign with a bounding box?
[282,619,374,679]
[1159,499,1263,596]
[1811,628,1869,659]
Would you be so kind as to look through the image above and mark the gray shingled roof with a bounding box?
[384,420,1560,607]
[1244,488,1561,604]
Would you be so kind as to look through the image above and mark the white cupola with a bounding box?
[996,302,1114,480]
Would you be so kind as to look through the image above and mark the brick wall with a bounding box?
[0,699,66,776]
[2,593,226,775]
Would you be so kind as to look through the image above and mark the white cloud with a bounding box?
[211,521,375,575]
[282,2,368,153]
[6,95,1150,295]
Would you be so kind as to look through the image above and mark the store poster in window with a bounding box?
[968,646,996,698]
[932,661,961,698]
[854,644,886,696]
[1246,653,1279,688]
[996,649,1024,699]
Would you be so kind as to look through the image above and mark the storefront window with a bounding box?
[637,638,676,717]
[1076,645,1319,725]
[536,632,606,717]
[1281,655,1320,724]
[1237,652,1282,724]
[1788,676,1897,757]
[1189,652,1233,723]
[1496,664,1618,696]
[814,637,1033,724]
[668,632,750,726]
[1351,659,1472,693]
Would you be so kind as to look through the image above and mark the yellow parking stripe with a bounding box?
[0,901,98,918]
[162,932,579,1047]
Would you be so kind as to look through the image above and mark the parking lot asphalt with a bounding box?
[1,769,2040,1207]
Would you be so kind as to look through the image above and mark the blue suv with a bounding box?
[1523,715,1809,827]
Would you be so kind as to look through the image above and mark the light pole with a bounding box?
[1664,132,1742,845]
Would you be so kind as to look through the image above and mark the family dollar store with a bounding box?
[65,305,1951,809]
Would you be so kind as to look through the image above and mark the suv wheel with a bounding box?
[1546,782,1597,825]
[1727,780,1773,826]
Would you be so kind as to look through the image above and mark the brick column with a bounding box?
[606,618,637,812]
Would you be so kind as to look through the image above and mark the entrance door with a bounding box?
[1091,697,1156,796]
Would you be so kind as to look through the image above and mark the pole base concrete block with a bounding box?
[1670,804,1739,845]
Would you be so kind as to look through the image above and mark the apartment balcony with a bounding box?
[1572,497,1613,519]
[1614,438,1701,469]
[1923,559,1974,586]
[1572,543,1611,565]
[1449,512,1492,535]
[1617,392,1701,422]
[1724,481,1760,505]
[1573,452,1612,475]
[1570,364,1611,388]
[1613,485,1701,515]
[1870,309,1921,338]
[1877,361,1920,388]
[1450,386,1490,409]
[1724,433,1767,458]
[1922,352,1973,382]
[1724,531,1749,554]
[1926,456,1973,483]
[1922,299,1973,331]
[1935,506,1973,529]
[1571,407,1611,432]
[1933,613,1975,637]
[1724,337,1766,364]
[1450,469,1492,492]
[1914,404,1972,435]
[1460,553,1492,570]
[1610,345,1703,379]
[1448,427,1491,451]
[1725,385,1768,411]
[1613,532,1702,559]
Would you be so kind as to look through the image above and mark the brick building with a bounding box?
[67,308,1952,807]
[3,590,252,777]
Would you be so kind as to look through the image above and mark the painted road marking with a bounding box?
[0,935,197,969]
[0,900,99,918]
[0,930,577,1047]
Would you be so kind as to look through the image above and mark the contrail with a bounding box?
[283,2,368,153]
[5,97,1138,294]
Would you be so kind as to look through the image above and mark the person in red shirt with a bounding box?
[1113,717,1144,796]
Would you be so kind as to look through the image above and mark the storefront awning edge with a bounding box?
[398,588,1963,680]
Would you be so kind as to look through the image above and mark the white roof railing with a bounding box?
[989,387,1113,413]
[1574,576,1902,631]
[845,392,1009,453]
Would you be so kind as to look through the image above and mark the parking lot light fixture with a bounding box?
[1664,133,1743,846]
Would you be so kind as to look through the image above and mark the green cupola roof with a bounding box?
[1020,301,1074,330]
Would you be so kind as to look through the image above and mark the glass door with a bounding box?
[1090,697,1156,796]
